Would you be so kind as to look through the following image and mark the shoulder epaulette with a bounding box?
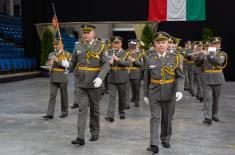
[146,53,155,58]
[96,39,104,44]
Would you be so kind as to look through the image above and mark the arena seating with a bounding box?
[0,15,77,73]
[0,15,37,73]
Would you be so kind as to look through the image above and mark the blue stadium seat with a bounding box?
[16,58,24,69]
[5,59,12,70]
[11,59,18,70]
[0,59,7,71]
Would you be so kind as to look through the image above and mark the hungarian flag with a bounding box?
[52,15,58,28]
[148,0,206,21]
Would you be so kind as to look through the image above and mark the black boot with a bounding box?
[105,117,114,122]
[199,97,204,102]
[212,116,220,122]
[147,145,159,153]
[71,137,85,145]
[60,113,68,118]
[203,118,212,125]
[42,115,53,120]
[90,135,99,141]
[120,115,125,120]
[162,141,171,148]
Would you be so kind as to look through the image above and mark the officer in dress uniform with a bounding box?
[70,24,110,145]
[43,39,71,120]
[144,32,184,153]
[195,37,227,125]
[104,36,131,122]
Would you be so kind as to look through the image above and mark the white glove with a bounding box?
[61,60,69,68]
[176,92,183,102]
[93,77,102,88]
[144,97,149,104]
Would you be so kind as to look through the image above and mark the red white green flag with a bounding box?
[148,0,206,21]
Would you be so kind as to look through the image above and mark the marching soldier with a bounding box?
[105,36,131,122]
[191,41,203,102]
[103,40,113,94]
[125,40,135,109]
[43,39,71,120]
[184,41,195,96]
[144,32,184,153]
[136,40,146,81]
[70,24,109,145]
[168,36,177,54]
[201,41,211,109]
[128,40,145,107]
[196,37,227,125]
[181,41,192,91]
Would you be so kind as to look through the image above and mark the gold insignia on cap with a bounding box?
[81,24,95,32]
[155,32,169,41]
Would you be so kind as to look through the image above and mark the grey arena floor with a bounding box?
[0,74,235,155]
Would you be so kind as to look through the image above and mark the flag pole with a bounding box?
[52,3,63,50]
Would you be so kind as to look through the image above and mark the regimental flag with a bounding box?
[52,15,64,50]
[148,0,206,21]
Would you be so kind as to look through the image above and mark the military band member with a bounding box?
[181,41,192,91]
[168,36,177,54]
[43,40,71,120]
[144,32,184,153]
[136,40,146,80]
[105,36,131,122]
[201,41,211,109]
[191,41,203,102]
[184,41,195,96]
[196,37,227,125]
[103,40,113,94]
[125,40,135,109]
[128,40,145,107]
[70,24,109,145]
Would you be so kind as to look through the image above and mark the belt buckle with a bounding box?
[160,79,164,84]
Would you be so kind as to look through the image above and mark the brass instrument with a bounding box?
[174,38,181,47]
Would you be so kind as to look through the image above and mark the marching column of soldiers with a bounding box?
[42,24,228,154]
